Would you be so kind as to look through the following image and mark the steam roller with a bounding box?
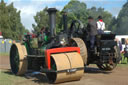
[9,8,85,83]
[10,42,84,83]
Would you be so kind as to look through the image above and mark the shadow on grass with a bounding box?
[25,73,49,83]
[3,70,13,75]
[3,66,112,84]
[84,67,112,74]
[3,70,49,84]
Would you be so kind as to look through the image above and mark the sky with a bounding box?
[3,0,128,31]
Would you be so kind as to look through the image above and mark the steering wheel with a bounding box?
[69,20,84,37]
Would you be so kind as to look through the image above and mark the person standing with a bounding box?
[97,16,105,34]
[115,38,123,63]
[38,27,48,45]
[124,38,128,63]
[87,16,98,49]
[115,38,122,51]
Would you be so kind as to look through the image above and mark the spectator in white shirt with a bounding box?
[97,16,105,34]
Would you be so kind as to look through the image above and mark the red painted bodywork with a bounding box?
[45,47,80,70]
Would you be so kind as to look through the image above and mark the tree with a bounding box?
[33,0,113,34]
[32,7,49,33]
[114,2,128,35]
[62,0,88,26]
[0,0,26,39]
[108,17,117,33]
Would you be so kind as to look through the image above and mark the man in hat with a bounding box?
[87,16,98,49]
[97,16,105,34]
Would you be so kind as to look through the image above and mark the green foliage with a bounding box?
[62,0,88,26]
[33,0,113,33]
[116,2,128,35]
[33,0,89,33]
[32,7,49,33]
[0,0,27,40]
[1,0,128,38]
[108,17,117,32]
[109,2,128,34]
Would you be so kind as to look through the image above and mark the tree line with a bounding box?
[0,0,28,39]
[32,0,112,33]
[0,0,128,40]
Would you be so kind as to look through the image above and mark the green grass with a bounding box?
[0,54,128,85]
[120,54,128,64]
[0,53,9,56]
[0,70,26,85]
[118,64,128,67]
[118,54,128,67]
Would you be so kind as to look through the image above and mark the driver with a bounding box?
[87,16,98,50]
[38,27,48,47]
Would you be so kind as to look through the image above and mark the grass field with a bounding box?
[0,70,26,85]
[120,55,128,64]
[118,56,128,67]
[1,64,128,85]
[0,53,9,56]
[0,54,128,85]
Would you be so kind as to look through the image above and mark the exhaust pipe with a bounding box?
[47,8,57,37]
[63,12,68,33]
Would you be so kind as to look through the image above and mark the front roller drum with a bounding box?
[46,52,84,83]
[10,43,28,75]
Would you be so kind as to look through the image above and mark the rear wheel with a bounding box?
[97,63,117,71]
[69,38,88,65]
[97,46,120,71]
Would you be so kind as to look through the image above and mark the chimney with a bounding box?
[47,8,57,37]
[63,12,68,33]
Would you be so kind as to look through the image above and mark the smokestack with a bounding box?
[63,12,68,33]
[47,8,57,37]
